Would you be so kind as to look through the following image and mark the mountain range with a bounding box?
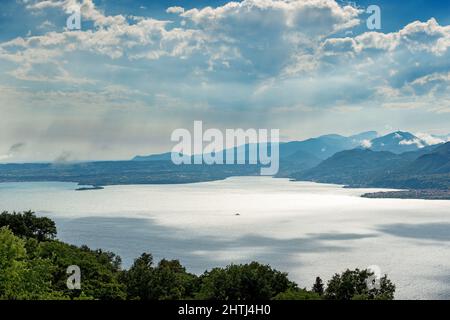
[293,136,450,190]
[133,130,450,190]
[133,131,379,163]
[0,130,449,192]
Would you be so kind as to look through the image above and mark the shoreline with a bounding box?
[361,190,450,200]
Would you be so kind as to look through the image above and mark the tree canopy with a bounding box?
[0,211,56,241]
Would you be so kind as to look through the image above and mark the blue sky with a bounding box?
[1,0,450,161]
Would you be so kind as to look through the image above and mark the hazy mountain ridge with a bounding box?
[407,143,450,174]
[293,141,450,190]
[293,149,408,186]
[133,131,380,163]
[131,132,374,176]
[1,130,449,190]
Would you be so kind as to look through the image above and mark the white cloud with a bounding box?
[399,138,425,148]
[415,133,447,145]
[180,0,360,32]
[9,0,449,91]
[411,71,450,86]
[324,18,450,55]
[166,6,185,14]
[25,0,66,10]
[177,0,362,74]
[37,20,56,29]
[0,0,361,86]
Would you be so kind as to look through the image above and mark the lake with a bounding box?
[0,177,449,300]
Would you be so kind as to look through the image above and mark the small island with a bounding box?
[362,190,450,200]
[75,186,104,191]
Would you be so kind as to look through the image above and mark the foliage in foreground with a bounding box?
[0,211,395,300]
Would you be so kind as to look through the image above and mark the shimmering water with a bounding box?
[0,177,449,299]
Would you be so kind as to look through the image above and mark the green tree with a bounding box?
[324,269,395,300]
[0,227,62,299]
[312,276,324,295]
[0,226,27,298]
[148,259,197,300]
[0,211,56,241]
[196,262,296,300]
[37,241,126,300]
[122,254,197,300]
[123,253,155,300]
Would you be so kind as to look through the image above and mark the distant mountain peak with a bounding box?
[370,131,426,154]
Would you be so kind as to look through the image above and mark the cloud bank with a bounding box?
[0,0,449,161]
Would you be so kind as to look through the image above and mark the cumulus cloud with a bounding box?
[180,0,360,31]
[5,0,449,88]
[166,6,184,14]
[1,0,211,83]
[314,18,450,115]
[322,18,450,55]
[177,0,361,74]
[11,0,364,78]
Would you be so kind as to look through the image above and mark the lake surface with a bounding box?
[0,177,449,300]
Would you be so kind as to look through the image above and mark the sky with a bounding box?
[1,0,450,162]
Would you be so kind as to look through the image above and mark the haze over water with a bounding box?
[0,177,449,300]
